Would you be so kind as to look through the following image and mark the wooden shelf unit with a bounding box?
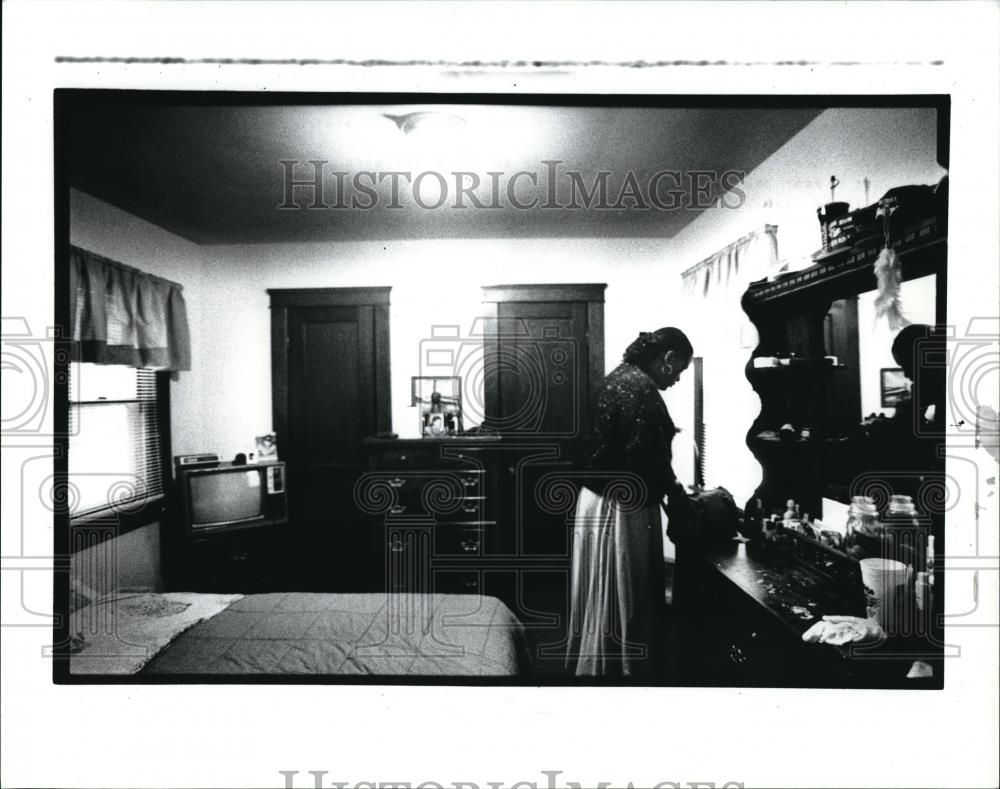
[741,219,947,518]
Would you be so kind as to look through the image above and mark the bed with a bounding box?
[69,591,530,677]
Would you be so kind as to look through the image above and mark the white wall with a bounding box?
[197,237,681,457]
[666,107,947,503]
[70,524,163,597]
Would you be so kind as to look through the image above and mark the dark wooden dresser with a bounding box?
[360,436,505,596]
[360,435,578,670]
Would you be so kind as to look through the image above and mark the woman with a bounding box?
[566,327,693,678]
[891,323,946,435]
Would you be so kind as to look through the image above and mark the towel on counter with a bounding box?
[801,615,886,646]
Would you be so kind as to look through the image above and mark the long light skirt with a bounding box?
[566,487,667,678]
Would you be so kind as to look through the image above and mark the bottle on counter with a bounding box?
[782,498,804,533]
[748,497,769,541]
[801,511,816,539]
[883,494,925,569]
[783,498,796,522]
[844,496,883,559]
[915,534,938,634]
[762,513,781,544]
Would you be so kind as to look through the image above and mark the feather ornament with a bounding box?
[873,246,910,331]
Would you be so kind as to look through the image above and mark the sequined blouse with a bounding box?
[583,362,681,507]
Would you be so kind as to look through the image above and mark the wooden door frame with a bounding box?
[268,287,392,447]
[481,283,606,433]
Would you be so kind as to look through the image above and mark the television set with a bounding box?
[175,460,287,536]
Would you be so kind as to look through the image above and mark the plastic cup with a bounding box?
[859,558,912,633]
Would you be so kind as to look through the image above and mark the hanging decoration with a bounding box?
[871,188,916,332]
[873,246,910,331]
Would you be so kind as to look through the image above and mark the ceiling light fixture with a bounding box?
[383,111,467,137]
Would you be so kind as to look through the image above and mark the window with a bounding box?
[67,363,168,522]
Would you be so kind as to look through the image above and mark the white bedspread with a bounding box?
[70,592,242,674]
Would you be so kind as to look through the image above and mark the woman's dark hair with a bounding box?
[892,324,943,375]
[623,326,693,367]
[891,324,946,402]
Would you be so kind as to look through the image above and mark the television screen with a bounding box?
[189,469,264,527]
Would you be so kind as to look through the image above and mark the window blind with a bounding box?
[67,363,166,519]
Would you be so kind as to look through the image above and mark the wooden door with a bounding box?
[482,284,605,445]
[270,288,390,590]
[489,301,588,439]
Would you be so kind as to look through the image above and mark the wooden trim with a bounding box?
[481,284,606,304]
[374,304,392,434]
[270,305,289,451]
[267,287,392,308]
[587,299,605,405]
[158,370,173,479]
[693,357,705,487]
[935,268,947,327]
[70,496,168,537]
[481,301,501,426]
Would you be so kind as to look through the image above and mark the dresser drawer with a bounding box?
[374,448,438,469]
[372,447,489,470]
[434,522,496,557]
[435,496,486,522]
[449,468,485,494]
[379,471,486,515]
[433,569,481,595]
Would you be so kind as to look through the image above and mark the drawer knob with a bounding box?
[460,538,480,553]
[388,478,406,488]
[390,505,407,515]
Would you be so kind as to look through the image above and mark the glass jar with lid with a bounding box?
[844,496,885,560]
[884,494,924,570]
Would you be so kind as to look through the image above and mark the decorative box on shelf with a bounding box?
[822,204,882,254]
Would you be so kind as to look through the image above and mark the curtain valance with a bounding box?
[69,246,191,372]
[681,224,779,299]
[676,225,779,504]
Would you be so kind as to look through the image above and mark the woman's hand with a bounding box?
[666,479,688,502]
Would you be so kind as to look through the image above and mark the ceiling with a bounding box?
[64,97,822,244]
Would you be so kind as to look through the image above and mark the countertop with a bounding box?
[702,539,943,686]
